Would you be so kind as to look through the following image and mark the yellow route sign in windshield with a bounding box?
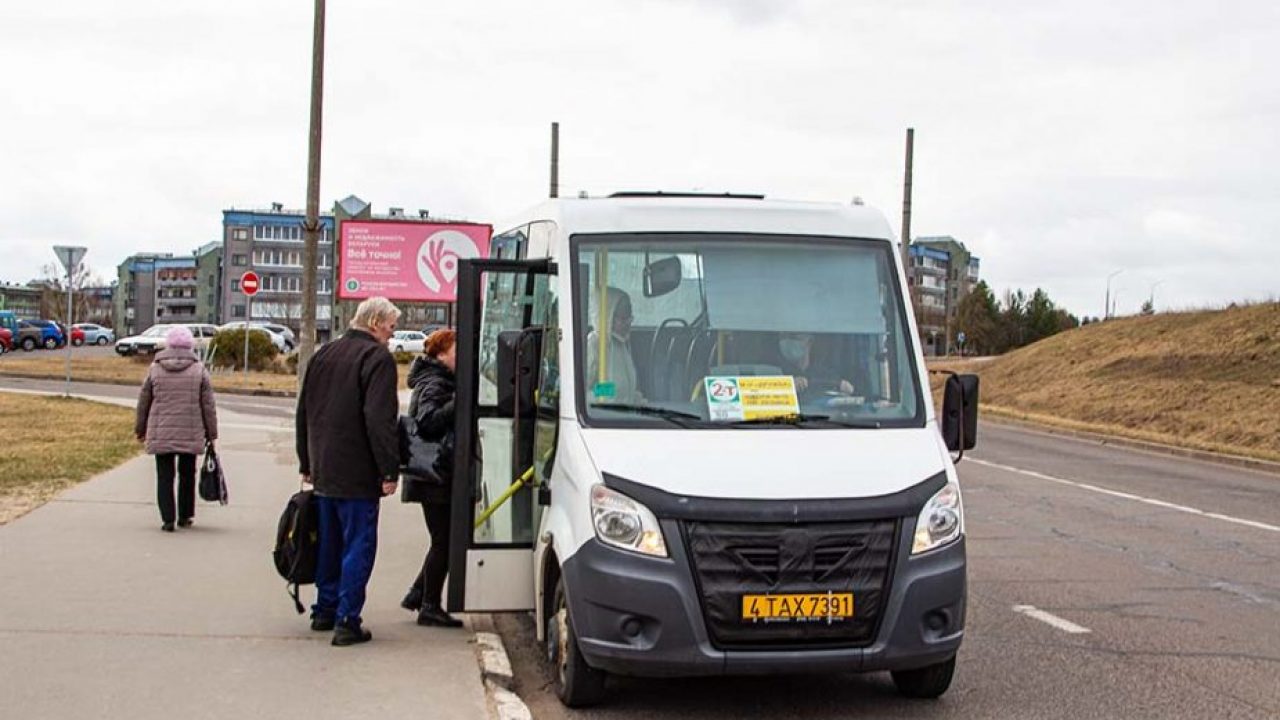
[704,376,800,421]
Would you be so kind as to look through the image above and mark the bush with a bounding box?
[393,350,415,365]
[209,329,279,371]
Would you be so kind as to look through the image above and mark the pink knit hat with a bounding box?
[165,325,195,350]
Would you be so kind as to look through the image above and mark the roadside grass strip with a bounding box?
[0,392,138,524]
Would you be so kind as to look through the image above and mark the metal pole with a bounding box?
[64,264,73,398]
[1105,269,1123,320]
[298,0,326,389]
[901,127,914,270]
[550,122,560,198]
[243,298,251,384]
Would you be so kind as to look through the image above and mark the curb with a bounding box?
[984,414,1280,476]
[468,617,532,720]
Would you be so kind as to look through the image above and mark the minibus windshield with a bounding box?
[572,234,924,429]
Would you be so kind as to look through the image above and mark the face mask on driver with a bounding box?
[779,337,808,363]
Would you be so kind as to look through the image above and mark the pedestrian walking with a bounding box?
[296,297,402,646]
[400,328,463,627]
[135,325,218,532]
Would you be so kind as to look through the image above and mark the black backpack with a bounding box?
[272,489,319,614]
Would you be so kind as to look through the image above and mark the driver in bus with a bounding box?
[587,287,643,404]
[776,332,855,399]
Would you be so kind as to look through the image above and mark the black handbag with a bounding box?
[198,441,228,505]
[398,415,444,503]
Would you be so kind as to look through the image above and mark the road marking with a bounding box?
[1012,605,1091,634]
[968,457,1280,534]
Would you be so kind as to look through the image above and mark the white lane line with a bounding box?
[1012,605,1091,634]
[968,457,1280,534]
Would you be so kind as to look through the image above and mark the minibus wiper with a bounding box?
[591,403,702,427]
[728,414,881,429]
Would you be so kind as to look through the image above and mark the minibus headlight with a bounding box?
[912,482,963,555]
[590,484,668,558]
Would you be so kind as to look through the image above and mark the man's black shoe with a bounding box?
[161,522,175,533]
[401,586,423,612]
[310,616,336,632]
[178,518,194,528]
[332,624,373,646]
[417,605,463,628]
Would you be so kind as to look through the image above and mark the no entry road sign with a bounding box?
[240,271,260,296]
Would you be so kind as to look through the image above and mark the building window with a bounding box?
[232,304,246,318]
[232,254,247,266]
[233,228,248,240]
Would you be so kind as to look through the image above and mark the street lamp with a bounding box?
[1148,280,1164,311]
[1104,269,1124,320]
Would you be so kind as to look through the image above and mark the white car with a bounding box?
[116,324,218,356]
[389,330,427,354]
[217,322,289,353]
[72,323,115,346]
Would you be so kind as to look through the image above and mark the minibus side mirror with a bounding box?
[643,256,682,298]
[496,328,543,418]
[941,373,979,454]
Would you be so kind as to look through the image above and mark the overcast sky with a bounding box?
[3,0,1277,318]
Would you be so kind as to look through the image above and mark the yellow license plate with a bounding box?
[741,593,854,622]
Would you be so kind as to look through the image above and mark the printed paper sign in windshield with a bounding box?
[704,376,800,421]
[338,221,492,302]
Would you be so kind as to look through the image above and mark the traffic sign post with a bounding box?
[53,246,87,398]
[240,271,260,383]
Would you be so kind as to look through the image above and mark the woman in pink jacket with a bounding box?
[135,326,218,532]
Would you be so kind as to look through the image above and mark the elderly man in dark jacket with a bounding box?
[296,296,402,646]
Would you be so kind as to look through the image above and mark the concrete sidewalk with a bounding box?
[0,399,489,720]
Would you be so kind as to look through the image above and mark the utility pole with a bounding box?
[298,0,326,387]
[900,128,914,271]
[549,122,560,198]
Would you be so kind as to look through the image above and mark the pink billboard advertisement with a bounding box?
[338,220,492,302]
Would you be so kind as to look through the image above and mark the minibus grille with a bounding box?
[683,519,898,648]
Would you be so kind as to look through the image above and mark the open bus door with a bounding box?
[446,257,555,612]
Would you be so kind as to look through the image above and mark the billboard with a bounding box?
[338,220,492,302]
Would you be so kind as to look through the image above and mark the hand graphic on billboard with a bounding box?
[418,229,481,294]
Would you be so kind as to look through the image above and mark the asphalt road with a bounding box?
[6,378,1277,717]
[493,423,1280,720]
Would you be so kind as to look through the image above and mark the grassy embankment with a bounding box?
[0,393,139,524]
[933,302,1280,463]
[0,353,413,395]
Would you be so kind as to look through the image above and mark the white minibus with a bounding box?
[445,193,979,706]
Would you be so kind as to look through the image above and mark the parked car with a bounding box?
[0,312,44,352]
[389,330,427,354]
[421,323,449,338]
[0,327,11,354]
[25,319,65,349]
[116,323,218,356]
[72,323,115,346]
[217,322,289,353]
[258,323,296,351]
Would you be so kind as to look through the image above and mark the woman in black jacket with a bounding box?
[400,328,464,627]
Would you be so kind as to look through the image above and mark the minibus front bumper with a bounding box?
[560,527,966,678]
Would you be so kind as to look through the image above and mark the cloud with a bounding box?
[1,0,1278,319]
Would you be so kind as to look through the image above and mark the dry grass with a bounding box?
[0,352,412,394]
[0,393,140,524]
[930,302,1280,463]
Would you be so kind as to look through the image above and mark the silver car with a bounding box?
[73,323,115,346]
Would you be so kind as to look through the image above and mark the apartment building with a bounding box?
[906,236,980,355]
[221,205,337,342]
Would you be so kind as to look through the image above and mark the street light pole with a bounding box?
[1105,269,1123,320]
[298,0,326,389]
[1148,280,1164,311]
